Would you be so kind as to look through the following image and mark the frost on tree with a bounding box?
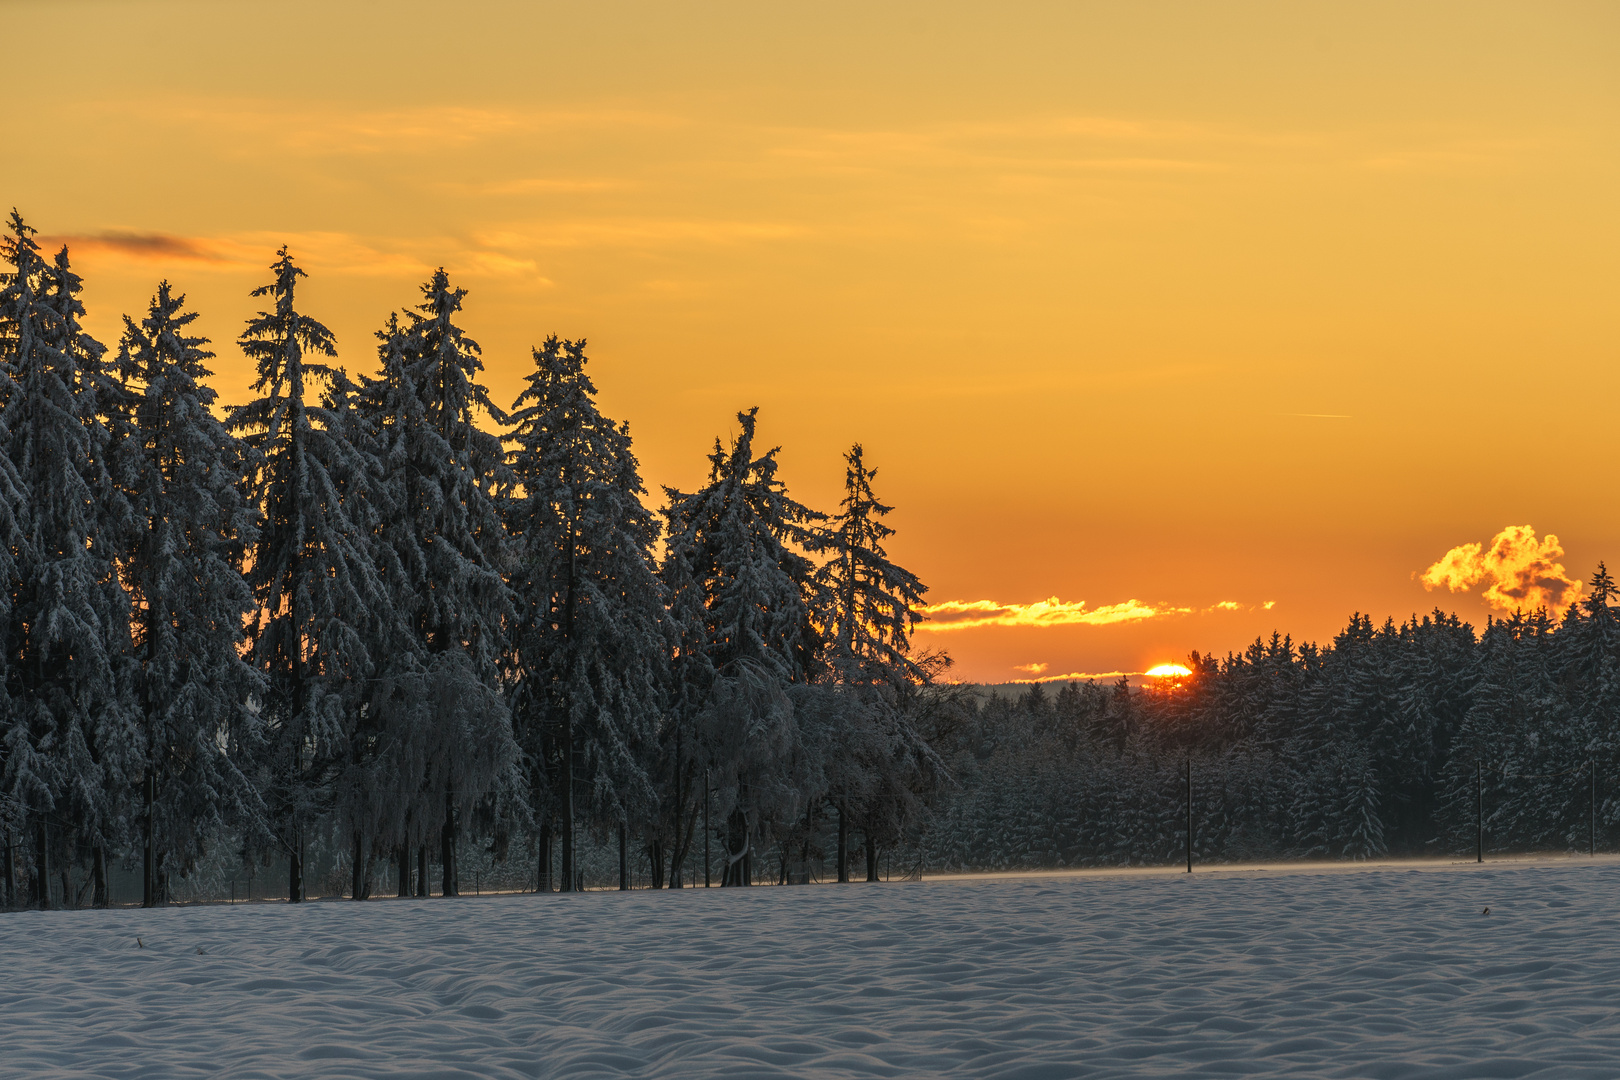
[659,408,823,886]
[231,249,382,903]
[505,336,665,892]
[116,282,264,907]
[0,214,133,910]
[809,444,945,882]
[357,271,523,898]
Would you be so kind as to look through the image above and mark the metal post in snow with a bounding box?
[1476,760,1483,864]
[704,768,711,888]
[1592,760,1597,858]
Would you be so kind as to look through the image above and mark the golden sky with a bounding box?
[6,1,1618,682]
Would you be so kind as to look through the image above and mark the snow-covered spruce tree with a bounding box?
[505,336,664,892]
[116,282,265,907]
[358,272,523,897]
[0,214,135,910]
[659,408,823,885]
[1554,566,1620,846]
[810,443,944,882]
[231,249,381,902]
[0,216,35,909]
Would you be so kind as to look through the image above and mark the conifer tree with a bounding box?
[0,216,36,907]
[117,283,264,906]
[812,444,940,881]
[231,249,379,902]
[659,408,823,884]
[816,444,927,686]
[358,272,522,897]
[0,214,133,909]
[505,336,664,893]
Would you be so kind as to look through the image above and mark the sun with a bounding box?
[1144,663,1192,679]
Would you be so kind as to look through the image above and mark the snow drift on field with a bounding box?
[6,863,1620,1078]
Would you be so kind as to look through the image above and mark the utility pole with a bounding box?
[1476,760,1483,864]
[1185,755,1193,874]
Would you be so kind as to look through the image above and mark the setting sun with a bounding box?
[1144,664,1192,679]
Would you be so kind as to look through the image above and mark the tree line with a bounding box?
[0,212,953,909]
[4,207,1614,910]
[923,591,1620,870]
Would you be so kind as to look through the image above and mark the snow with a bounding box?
[7,860,1620,1078]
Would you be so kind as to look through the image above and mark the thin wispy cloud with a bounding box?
[41,231,229,263]
[918,597,1166,632]
[43,229,561,283]
[1013,669,1142,684]
[918,596,1274,632]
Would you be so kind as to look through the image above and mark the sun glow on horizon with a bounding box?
[1144,663,1192,679]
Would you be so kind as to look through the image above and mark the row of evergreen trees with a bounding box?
[5,205,1613,907]
[0,212,949,909]
[924,590,1620,869]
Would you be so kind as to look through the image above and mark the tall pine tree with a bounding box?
[359,271,522,897]
[812,444,941,882]
[0,215,133,910]
[117,282,264,906]
[506,336,665,892]
[660,408,822,885]
[231,248,380,902]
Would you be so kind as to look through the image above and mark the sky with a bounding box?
[4,0,1617,683]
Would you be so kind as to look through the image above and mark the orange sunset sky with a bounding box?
[5,1,1617,683]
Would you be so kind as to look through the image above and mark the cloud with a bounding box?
[1421,525,1583,618]
[40,229,555,282]
[42,231,229,263]
[918,596,1167,632]
[918,595,1274,632]
[1012,662,1049,675]
[1012,669,1141,684]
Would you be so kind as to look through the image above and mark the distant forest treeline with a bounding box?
[928,599,1620,872]
[1,211,1614,910]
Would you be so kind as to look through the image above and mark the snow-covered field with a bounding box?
[7,860,1620,1078]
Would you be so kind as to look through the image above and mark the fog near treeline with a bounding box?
[3,211,1614,910]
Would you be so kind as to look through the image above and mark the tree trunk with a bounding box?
[648,836,665,890]
[92,846,107,908]
[397,846,410,897]
[538,820,553,892]
[35,824,51,910]
[288,825,304,903]
[416,844,429,897]
[800,802,814,885]
[560,735,574,893]
[836,802,849,883]
[143,770,157,907]
[440,792,458,897]
[3,832,14,909]
[864,830,879,882]
[618,822,629,891]
[350,833,369,901]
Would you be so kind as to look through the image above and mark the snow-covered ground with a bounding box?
[7,860,1620,1078]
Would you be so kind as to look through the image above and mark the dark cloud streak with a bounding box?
[39,231,225,263]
